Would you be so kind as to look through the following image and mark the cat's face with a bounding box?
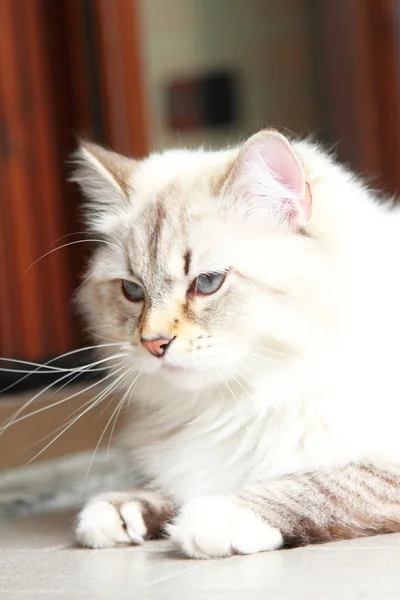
[75,131,316,390]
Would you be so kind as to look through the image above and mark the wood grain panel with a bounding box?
[318,0,400,194]
[20,0,73,352]
[0,0,149,363]
[0,0,46,359]
[93,0,149,156]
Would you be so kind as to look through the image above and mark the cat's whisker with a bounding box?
[0,343,127,396]
[246,345,290,358]
[87,396,126,481]
[189,376,203,410]
[245,358,275,366]
[0,365,113,377]
[215,379,225,403]
[80,368,137,489]
[84,324,135,345]
[236,360,260,377]
[0,366,111,374]
[216,368,249,432]
[230,374,253,399]
[84,329,125,344]
[85,323,120,331]
[50,232,124,257]
[0,353,129,433]
[140,375,150,420]
[25,366,131,466]
[52,354,128,396]
[248,346,281,356]
[246,353,282,365]
[57,367,127,426]
[0,345,125,372]
[234,368,258,389]
[0,358,83,373]
[55,355,127,396]
[0,364,128,434]
[39,342,127,360]
[73,269,95,299]
[97,390,120,421]
[107,371,141,455]
[127,372,142,411]
[18,365,128,455]
[18,239,125,284]
[49,231,109,246]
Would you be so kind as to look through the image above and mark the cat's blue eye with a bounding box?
[192,272,226,296]
[121,279,145,302]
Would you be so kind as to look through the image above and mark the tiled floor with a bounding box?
[1,511,400,599]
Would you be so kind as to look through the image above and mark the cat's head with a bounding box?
[73,130,320,391]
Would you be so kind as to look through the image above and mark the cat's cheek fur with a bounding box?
[167,496,283,559]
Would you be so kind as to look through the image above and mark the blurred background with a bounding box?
[1,0,400,471]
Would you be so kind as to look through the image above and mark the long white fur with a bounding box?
[74,133,400,553]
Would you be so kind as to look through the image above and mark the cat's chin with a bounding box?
[160,364,216,391]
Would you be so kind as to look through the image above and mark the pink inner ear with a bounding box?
[248,131,305,195]
[232,130,311,227]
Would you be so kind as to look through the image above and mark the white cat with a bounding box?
[73,130,400,558]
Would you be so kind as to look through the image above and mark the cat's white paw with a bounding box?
[75,493,147,548]
[167,496,283,559]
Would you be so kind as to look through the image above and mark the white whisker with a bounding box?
[17,366,127,456]
[0,366,110,374]
[107,371,141,454]
[247,353,281,364]
[49,231,110,246]
[0,343,127,395]
[126,372,142,411]
[235,365,258,388]
[0,353,129,433]
[25,367,131,466]
[73,269,95,298]
[230,374,253,398]
[79,367,135,490]
[246,345,290,358]
[84,329,124,344]
[0,364,127,433]
[18,239,124,283]
[0,358,79,372]
[236,360,260,377]
[216,368,249,432]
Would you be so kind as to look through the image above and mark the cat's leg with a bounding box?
[168,464,400,558]
[75,489,174,548]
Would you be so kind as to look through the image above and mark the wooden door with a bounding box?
[0,0,73,360]
[0,0,148,364]
[316,0,400,194]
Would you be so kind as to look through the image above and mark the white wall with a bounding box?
[139,0,319,150]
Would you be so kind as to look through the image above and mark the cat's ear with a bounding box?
[227,130,311,228]
[71,140,136,232]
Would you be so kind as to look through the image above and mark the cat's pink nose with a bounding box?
[141,337,174,358]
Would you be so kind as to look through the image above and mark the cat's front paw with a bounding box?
[75,490,173,549]
[167,496,283,559]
